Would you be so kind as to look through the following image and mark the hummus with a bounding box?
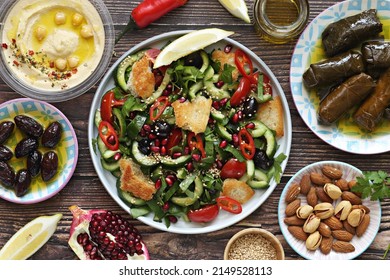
[1,0,105,91]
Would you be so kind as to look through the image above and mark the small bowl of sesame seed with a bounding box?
[224,228,285,260]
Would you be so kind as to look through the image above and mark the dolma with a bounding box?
[303,50,365,89]
[354,67,390,131]
[322,9,382,57]
[318,73,375,125]
[362,41,390,78]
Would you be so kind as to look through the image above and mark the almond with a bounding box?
[300,174,311,195]
[316,187,333,203]
[341,191,362,205]
[332,230,354,242]
[343,220,356,235]
[332,241,355,253]
[288,226,308,241]
[335,178,349,191]
[285,183,301,203]
[321,165,343,179]
[323,216,343,230]
[318,222,332,237]
[320,236,333,255]
[356,214,370,237]
[310,172,332,186]
[284,215,305,226]
[285,199,301,216]
[306,187,318,207]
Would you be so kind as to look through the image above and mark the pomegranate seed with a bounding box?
[148,133,157,140]
[150,146,160,153]
[114,152,122,161]
[167,174,176,181]
[154,139,160,147]
[178,97,186,103]
[216,81,224,88]
[155,179,162,189]
[208,118,215,124]
[183,147,190,155]
[143,124,151,132]
[168,216,178,223]
[160,146,167,156]
[219,140,228,148]
[245,122,255,129]
[232,134,239,146]
[166,84,173,91]
[161,138,168,145]
[212,100,220,109]
[139,129,146,137]
[216,159,223,169]
[186,162,194,172]
[165,177,174,186]
[172,152,182,158]
[220,98,228,106]
[237,110,243,120]
[107,135,116,145]
[192,154,201,162]
[163,202,170,211]
[224,44,233,53]
[231,113,239,123]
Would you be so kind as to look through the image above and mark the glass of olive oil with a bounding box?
[253,0,309,44]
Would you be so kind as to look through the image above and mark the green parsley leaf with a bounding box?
[352,170,390,200]
[272,153,287,184]
[220,64,235,84]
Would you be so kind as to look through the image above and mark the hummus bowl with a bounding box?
[0,98,78,204]
[0,0,114,102]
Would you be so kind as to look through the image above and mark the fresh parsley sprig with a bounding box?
[352,170,390,201]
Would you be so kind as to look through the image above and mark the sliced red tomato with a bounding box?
[149,96,169,121]
[100,90,126,123]
[166,128,183,153]
[187,204,219,223]
[230,76,251,107]
[187,132,206,158]
[238,128,255,160]
[216,196,242,214]
[99,121,119,151]
[220,158,246,179]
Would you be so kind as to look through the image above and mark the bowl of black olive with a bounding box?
[0,98,78,204]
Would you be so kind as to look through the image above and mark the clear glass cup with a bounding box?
[253,0,310,44]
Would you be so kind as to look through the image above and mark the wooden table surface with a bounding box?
[0,0,389,260]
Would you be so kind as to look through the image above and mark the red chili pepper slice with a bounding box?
[238,128,255,160]
[187,132,206,158]
[166,127,183,154]
[100,90,126,123]
[216,196,242,214]
[234,49,257,84]
[99,121,119,151]
[230,76,251,107]
[150,96,169,121]
[187,204,219,223]
[132,0,188,28]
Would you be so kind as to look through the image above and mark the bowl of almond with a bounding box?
[278,161,381,260]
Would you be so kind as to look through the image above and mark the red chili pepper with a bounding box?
[251,72,273,96]
[238,128,255,160]
[187,132,206,158]
[187,204,219,223]
[100,90,126,123]
[234,49,257,85]
[230,76,251,107]
[150,96,169,121]
[216,196,242,214]
[166,127,183,154]
[99,121,119,151]
[115,0,188,44]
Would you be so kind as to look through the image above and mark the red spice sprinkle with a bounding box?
[71,68,78,74]
[28,50,34,56]
[2,43,8,49]
[12,39,16,44]
[13,60,19,66]
[49,61,55,68]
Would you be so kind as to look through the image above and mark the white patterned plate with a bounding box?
[278,161,381,260]
[290,0,390,154]
[0,98,78,204]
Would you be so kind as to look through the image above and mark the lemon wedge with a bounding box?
[0,213,62,260]
[153,28,234,68]
[218,0,251,23]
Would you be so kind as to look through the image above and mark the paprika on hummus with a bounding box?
[1,0,105,91]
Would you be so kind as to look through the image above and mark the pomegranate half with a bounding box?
[68,205,150,260]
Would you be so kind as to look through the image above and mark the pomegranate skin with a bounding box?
[68,205,150,260]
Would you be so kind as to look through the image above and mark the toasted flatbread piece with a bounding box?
[128,56,155,99]
[256,95,284,137]
[222,178,255,204]
[172,95,212,134]
[119,158,156,201]
[211,50,239,81]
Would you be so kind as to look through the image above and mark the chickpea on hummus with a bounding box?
[1,0,105,91]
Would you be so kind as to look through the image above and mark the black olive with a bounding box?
[42,121,62,148]
[184,51,203,68]
[151,121,171,139]
[0,145,13,161]
[242,97,259,119]
[14,169,31,197]
[0,121,15,145]
[27,150,42,177]
[15,137,38,158]
[0,161,15,188]
[138,139,151,155]
[14,115,43,138]
[253,149,274,170]
[41,151,58,182]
